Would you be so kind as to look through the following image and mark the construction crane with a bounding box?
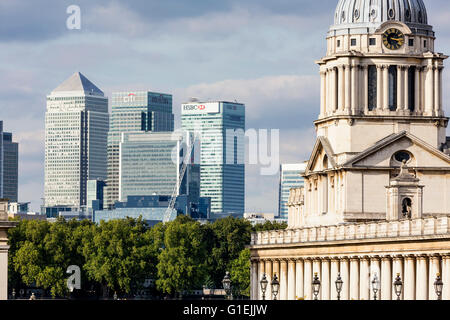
[163,135,197,223]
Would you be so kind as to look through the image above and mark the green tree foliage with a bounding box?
[230,249,251,298]
[252,220,288,232]
[8,215,287,299]
[206,217,252,288]
[156,215,209,296]
[9,218,94,297]
[82,217,158,295]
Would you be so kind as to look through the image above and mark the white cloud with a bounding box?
[176,74,319,125]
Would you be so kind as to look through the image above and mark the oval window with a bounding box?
[394,151,411,163]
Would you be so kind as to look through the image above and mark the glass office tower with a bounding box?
[105,91,174,209]
[44,72,109,210]
[0,121,19,202]
[181,101,245,215]
[278,163,306,219]
[119,131,199,202]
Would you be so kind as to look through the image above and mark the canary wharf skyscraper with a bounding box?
[104,91,174,209]
[0,121,18,202]
[181,101,245,215]
[44,72,109,211]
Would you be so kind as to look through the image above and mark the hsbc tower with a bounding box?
[181,101,245,215]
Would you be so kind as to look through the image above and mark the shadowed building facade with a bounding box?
[0,121,18,202]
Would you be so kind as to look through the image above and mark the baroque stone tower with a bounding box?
[290,0,450,228]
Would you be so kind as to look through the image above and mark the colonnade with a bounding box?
[319,61,443,118]
[251,253,450,300]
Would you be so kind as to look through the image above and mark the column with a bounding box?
[330,258,340,300]
[272,260,280,300]
[280,260,288,300]
[404,66,410,111]
[363,66,369,113]
[434,66,440,116]
[338,66,345,111]
[425,65,434,115]
[416,255,428,300]
[350,257,360,300]
[392,256,404,300]
[340,257,350,300]
[376,65,383,111]
[295,259,304,300]
[345,64,351,113]
[403,66,410,111]
[442,255,450,300]
[259,260,265,300]
[332,68,338,112]
[438,67,443,115]
[404,255,416,300]
[383,65,389,111]
[370,256,381,300]
[359,256,370,300]
[350,65,359,115]
[320,71,326,118]
[397,66,404,110]
[429,254,441,300]
[0,248,8,300]
[288,259,296,300]
[326,70,331,116]
[321,258,331,300]
[265,260,273,300]
[251,260,259,300]
[381,256,392,300]
[304,259,313,300]
[415,67,421,113]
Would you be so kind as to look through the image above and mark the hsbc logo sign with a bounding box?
[182,103,219,114]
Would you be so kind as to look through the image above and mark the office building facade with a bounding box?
[44,72,109,210]
[87,179,106,212]
[278,163,306,219]
[119,131,199,202]
[105,91,174,209]
[181,101,245,215]
[0,121,18,202]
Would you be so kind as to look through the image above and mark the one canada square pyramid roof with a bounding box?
[50,72,104,96]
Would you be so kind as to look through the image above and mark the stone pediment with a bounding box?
[343,131,450,168]
[305,136,337,175]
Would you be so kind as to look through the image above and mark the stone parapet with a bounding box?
[251,216,450,246]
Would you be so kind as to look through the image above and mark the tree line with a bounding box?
[8,215,286,299]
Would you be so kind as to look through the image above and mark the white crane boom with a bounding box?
[163,136,196,223]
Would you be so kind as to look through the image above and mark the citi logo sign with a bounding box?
[123,93,136,103]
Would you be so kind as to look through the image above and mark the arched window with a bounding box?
[388,66,398,111]
[402,198,412,219]
[323,155,329,170]
[368,65,377,111]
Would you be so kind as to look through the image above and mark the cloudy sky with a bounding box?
[1,0,450,213]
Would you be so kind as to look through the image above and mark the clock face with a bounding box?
[383,28,405,50]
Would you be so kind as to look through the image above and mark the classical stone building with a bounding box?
[250,0,450,300]
[0,200,17,300]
